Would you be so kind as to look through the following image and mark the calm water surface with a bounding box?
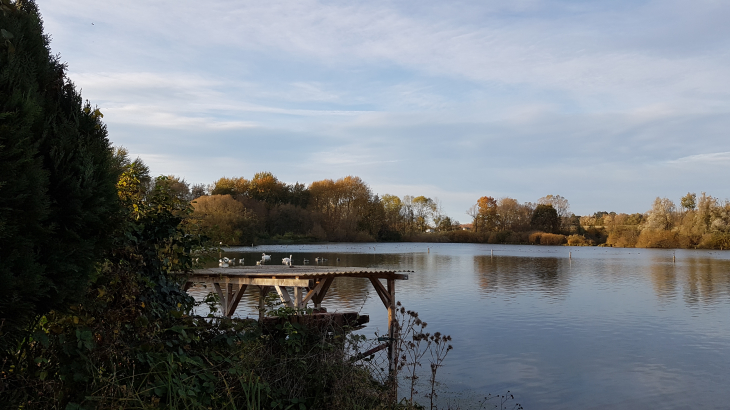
[189,243,730,409]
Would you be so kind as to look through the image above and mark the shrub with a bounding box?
[635,230,680,248]
[606,226,640,248]
[698,233,730,249]
[567,234,594,246]
[540,233,567,245]
[529,232,566,245]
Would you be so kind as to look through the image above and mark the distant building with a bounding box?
[460,223,473,231]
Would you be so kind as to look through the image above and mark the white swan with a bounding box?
[262,253,271,261]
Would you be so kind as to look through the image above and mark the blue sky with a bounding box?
[41,0,730,220]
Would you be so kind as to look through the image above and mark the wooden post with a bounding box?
[258,286,270,321]
[387,278,397,398]
[294,286,303,312]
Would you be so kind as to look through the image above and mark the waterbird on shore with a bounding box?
[218,259,229,268]
[303,258,309,264]
[262,253,271,261]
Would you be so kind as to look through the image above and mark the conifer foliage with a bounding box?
[0,0,120,348]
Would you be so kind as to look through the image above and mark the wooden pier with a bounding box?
[185,265,410,375]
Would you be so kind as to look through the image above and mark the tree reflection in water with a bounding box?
[474,256,570,300]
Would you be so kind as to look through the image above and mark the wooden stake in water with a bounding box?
[491,249,493,257]
[673,252,676,263]
[569,251,572,259]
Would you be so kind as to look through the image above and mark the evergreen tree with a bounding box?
[530,204,560,233]
[0,0,120,349]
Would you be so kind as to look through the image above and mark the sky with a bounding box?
[40,0,730,220]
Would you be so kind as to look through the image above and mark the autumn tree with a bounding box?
[381,194,404,233]
[190,183,208,199]
[211,176,249,196]
[308,176,374,240]
[248,171,287,205]
[476,196,499,232]
[412,196,436,232]
[157,175,192,202]
[538,194,570,218]
[645,197,676,231]
[681,192,696,213]
[191,195,258,244]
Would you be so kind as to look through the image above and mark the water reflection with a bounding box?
[645,255,730,306]
[186,244,730,409]
[474,256,570,299]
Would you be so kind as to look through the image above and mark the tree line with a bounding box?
[170,175,730,249]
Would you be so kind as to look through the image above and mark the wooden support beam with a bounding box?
[258,286,271,321]
[311,277,334,307]
[302,278,327,305]
[213,282,227,313]
[274,285,294,308]
[226,284,247,317]
[369,277,391,309]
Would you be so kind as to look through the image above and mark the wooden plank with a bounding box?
[351,342,389,362]
[369,277,391,309]
[274,285,294,308]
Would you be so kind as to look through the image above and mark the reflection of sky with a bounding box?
[191,243,730,408]
[41,0,730,217]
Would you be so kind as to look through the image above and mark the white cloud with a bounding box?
[36,0,730,218]
[669,152,730,164]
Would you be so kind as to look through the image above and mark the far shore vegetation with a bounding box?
[179,175,728,250]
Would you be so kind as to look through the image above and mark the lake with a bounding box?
[188,243,730,409]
